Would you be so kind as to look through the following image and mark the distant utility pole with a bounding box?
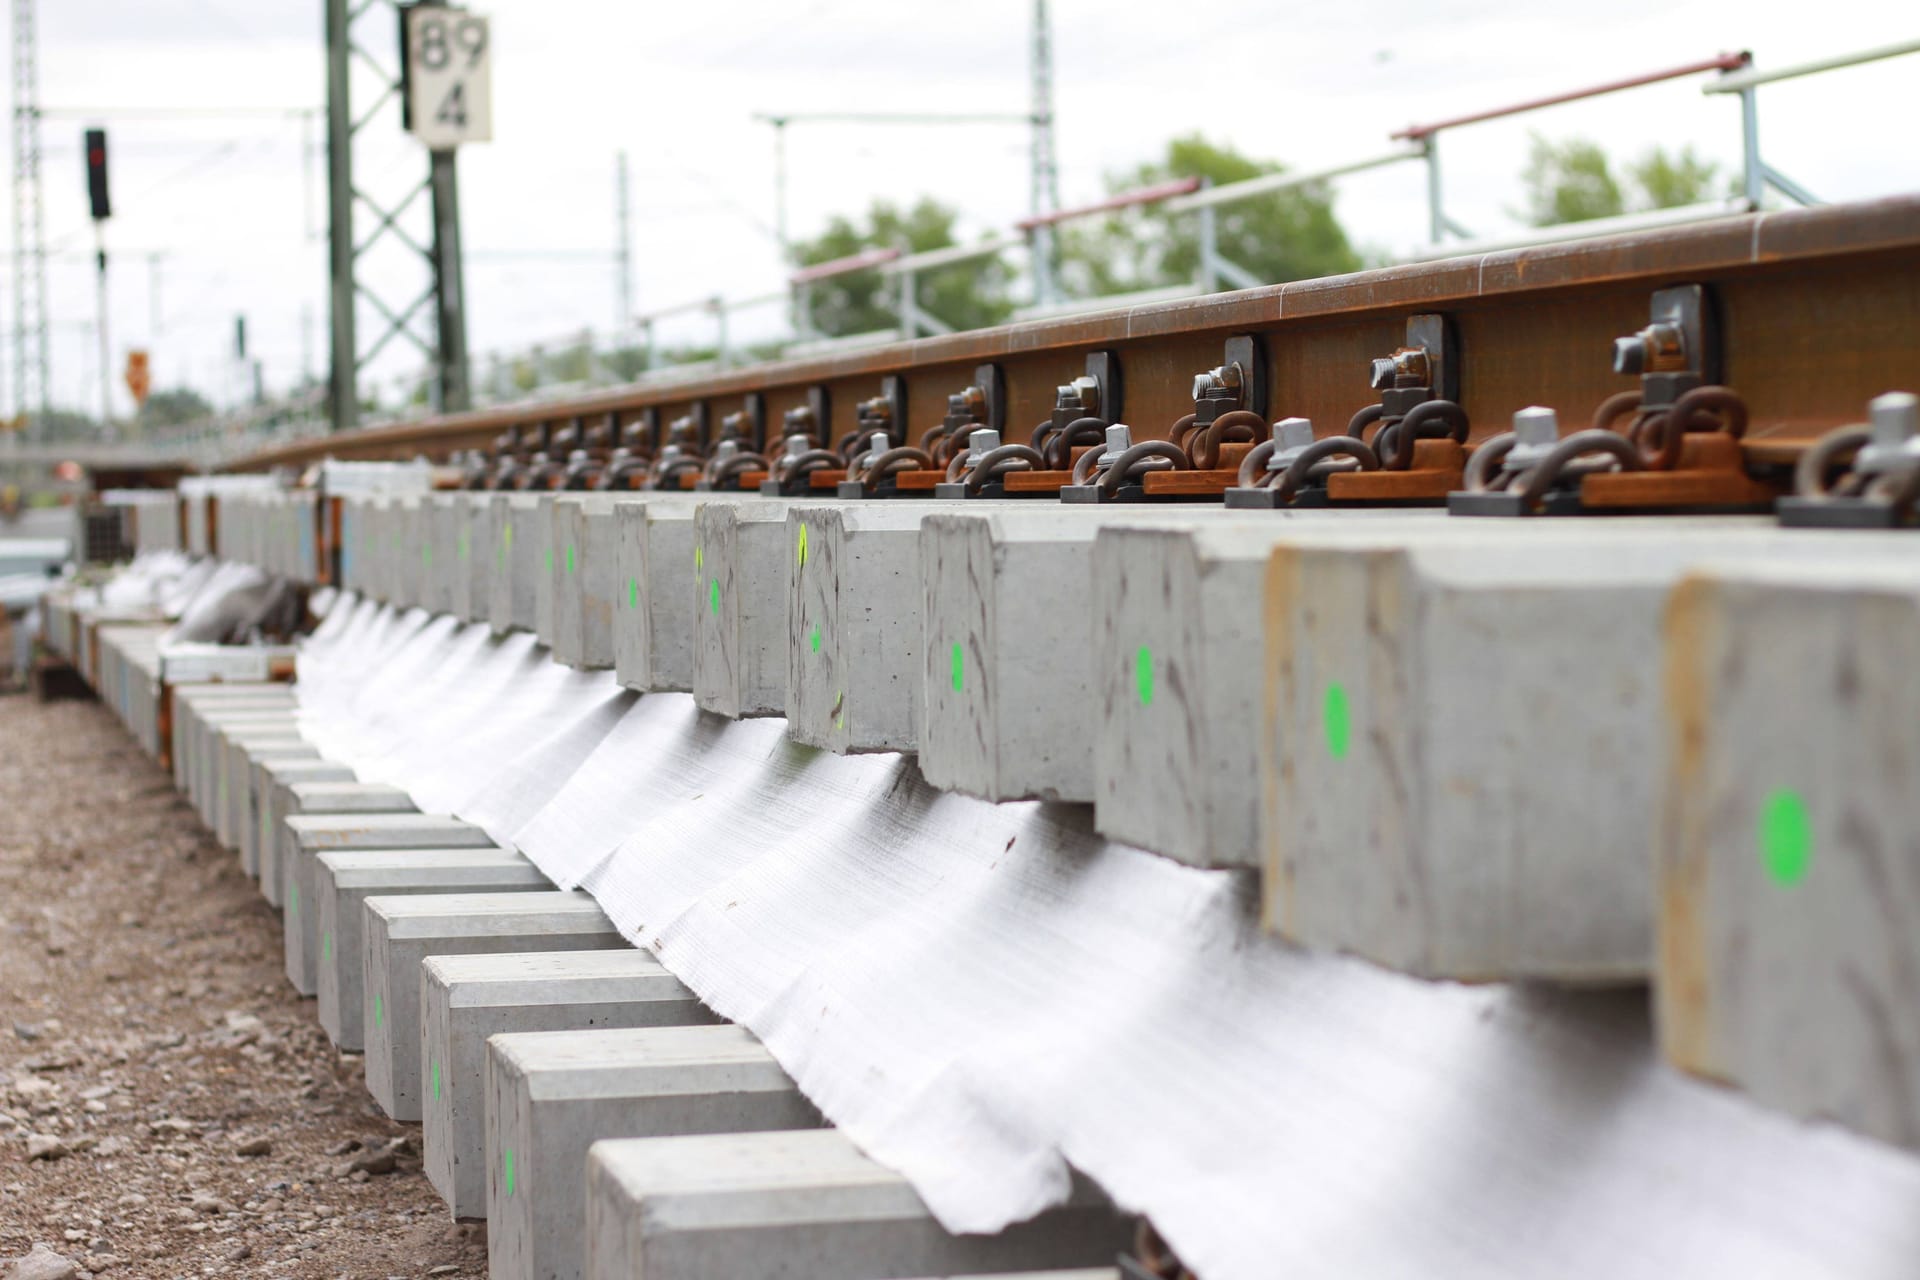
[1029,0,1059,305]
[10,0,48,433]
[753,1,1060,300]
[615,150,633,331]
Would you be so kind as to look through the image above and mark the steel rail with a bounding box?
[223,197,1920,474]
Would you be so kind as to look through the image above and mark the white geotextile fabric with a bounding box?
[295,595,1920,1280]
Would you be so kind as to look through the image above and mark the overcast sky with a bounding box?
[12,0,1915,419]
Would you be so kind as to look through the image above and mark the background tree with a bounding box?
[135,388,214,431]
[792,197,1013,338]
[32,408,102,442]
[1521,136,1723,226]
[1627,145,1720,211]
[1057,135,1364,298]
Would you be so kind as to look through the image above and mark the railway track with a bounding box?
[35,197,1920,1278]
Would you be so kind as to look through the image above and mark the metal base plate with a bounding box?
[1777,497,1914,529]
[1448,490,1588,518]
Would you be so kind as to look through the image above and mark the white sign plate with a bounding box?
[405,7,492,149]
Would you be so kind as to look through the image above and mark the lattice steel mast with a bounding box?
[11,0,47,430]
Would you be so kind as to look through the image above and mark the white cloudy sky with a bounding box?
[12,0,1915,419]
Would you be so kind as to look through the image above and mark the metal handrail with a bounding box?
[789,245,903,286]
[1160,147,1427,215]
[1012,176,1201,231]
[1705,38,1920,93]
[1392,52,1752,140]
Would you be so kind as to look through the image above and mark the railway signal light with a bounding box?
[84,127,110,221]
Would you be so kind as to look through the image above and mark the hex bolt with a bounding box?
[1103,424,1133,459]
[712,440,737,461]
[1513,405,1560,445]
[966,428,1001,461]
[783,434,810,459]
[1267,417,1315,470]
[1612,336,1647,376]
[1870,391,1919,445]
[1369,357,1399,390]
[1856,391,1920,476]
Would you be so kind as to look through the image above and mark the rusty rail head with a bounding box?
[1390,52,1752,140]
[223,197,1920,476]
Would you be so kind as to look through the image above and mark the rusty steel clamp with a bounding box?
[1300,314,1470,506]
[1065,338,1261,504]
[1175,350,1268,472]
[698,401,770,489]
[457,448,492,490]
[647,427,706,490]
[1058,423,1192,503]
[597,413,657,490]
[921,383,991,468]
[761,431,841,497]
[1031,374,1112,470]
[1456,406,1644,514]
[835,430,936,497]
[1227,417,1382,508]
[936,427,1045,496]
[1779,392,1920,527]
[697,439,770,491]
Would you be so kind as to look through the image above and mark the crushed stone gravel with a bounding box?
[0,691,486,1279]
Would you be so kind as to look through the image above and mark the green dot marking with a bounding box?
[1324,682,1351,760]
[458,531,469,560]
[810,625,821,654]
[321,932,331,963]
[1135,646,1154,707]
[797,523,808,567]
[544,546,553,573]
[628,577,639,609]
[709,577,721,614]
[950,642,963,693]
[503,1148,516,1197]
[694,545,703,574]
[288,883,297,913]
[1760,789,1813,886]
[566,544,576,574]
[431,1061,441,1101]
[373,993,383,1028]
[421,543,431,568]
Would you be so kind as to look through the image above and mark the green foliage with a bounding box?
[32,408,103,442]
[1057,135,1363,297]
[1627,145,1720,211]
[603,345,651,382]
[1520,136,1625,226]
[135,387,214,430]
[1521,136,1724,227]
[792,197,1013,337]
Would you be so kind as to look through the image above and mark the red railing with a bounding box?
[1392,52,1752,140]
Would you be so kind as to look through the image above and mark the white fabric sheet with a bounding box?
[296,596,1920,1280]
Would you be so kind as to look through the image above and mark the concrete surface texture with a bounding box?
[418,948,721,1217]
[584,1128,1128,1280]
[361,891,627,1122]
